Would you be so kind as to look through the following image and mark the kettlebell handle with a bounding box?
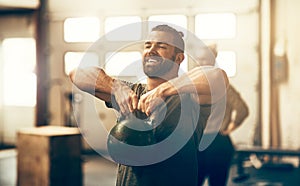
[132,110,148,120]
[124,110,153,125]
[126,98,173,126]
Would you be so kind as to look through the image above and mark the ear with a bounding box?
[175,53,185,64]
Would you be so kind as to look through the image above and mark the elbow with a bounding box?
[214,69,229,98]
[68,68,77,83]
[244,106,250,118]
[240,104,250,120]
[220,69,229,89]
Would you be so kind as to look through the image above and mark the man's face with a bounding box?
[142,31,178,78]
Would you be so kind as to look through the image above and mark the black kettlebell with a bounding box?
[107,110,157,164]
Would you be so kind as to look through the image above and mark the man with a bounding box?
[70,25,228,186]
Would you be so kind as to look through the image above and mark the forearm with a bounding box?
[234,107,249,126]
[229,87,249,127]
[69,67,115,102]
[157,66,229,101]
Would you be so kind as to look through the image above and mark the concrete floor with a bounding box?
[1,149,300,186]
[0,149,118,186]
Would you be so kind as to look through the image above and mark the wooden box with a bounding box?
[17,126,82,186]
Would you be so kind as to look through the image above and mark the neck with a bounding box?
[146,73,178,90]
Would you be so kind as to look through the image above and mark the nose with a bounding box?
[147,44,158,55]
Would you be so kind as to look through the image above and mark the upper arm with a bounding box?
[229,86,249,124]
[193,68,229,104]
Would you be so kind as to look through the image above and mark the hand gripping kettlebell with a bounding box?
[107,110,157,164]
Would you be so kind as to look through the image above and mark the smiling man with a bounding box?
[70,24,228,186]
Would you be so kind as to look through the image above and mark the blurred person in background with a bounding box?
[197,43,249,186]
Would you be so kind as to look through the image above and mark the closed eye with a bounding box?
[158,45,167,49]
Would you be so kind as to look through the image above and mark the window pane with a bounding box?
[64,52,99,75]
[215,51,236,77]
[195,13,236,39]
[105,16,142,41]
[105,52,143,77]
[178,54,188,76]
[148,15,187,37]
[64,17,100,42]
[2,38,36,106]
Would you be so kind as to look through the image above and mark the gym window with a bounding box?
[104,16,142,41]
[64,52,99,75]
[2,38,36,106]
[64,17,100,42]
[104,51,143,82]
[216,51,236,77]
[195,13,236,39]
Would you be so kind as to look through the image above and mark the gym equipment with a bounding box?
[107,110,158,164]
[108,111,156,146]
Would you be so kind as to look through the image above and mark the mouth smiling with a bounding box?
[145,56,162,65]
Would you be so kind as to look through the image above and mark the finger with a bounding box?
[118,103,126,115]
[145,107,151,116]
[145,100,155,116]
[127,102,133,113]
[120,100,129,115]
[137,102,144,113]
[137,96,144,112]
[120,93,131,115]
[131,93,138,111]
[139,102,146,114]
